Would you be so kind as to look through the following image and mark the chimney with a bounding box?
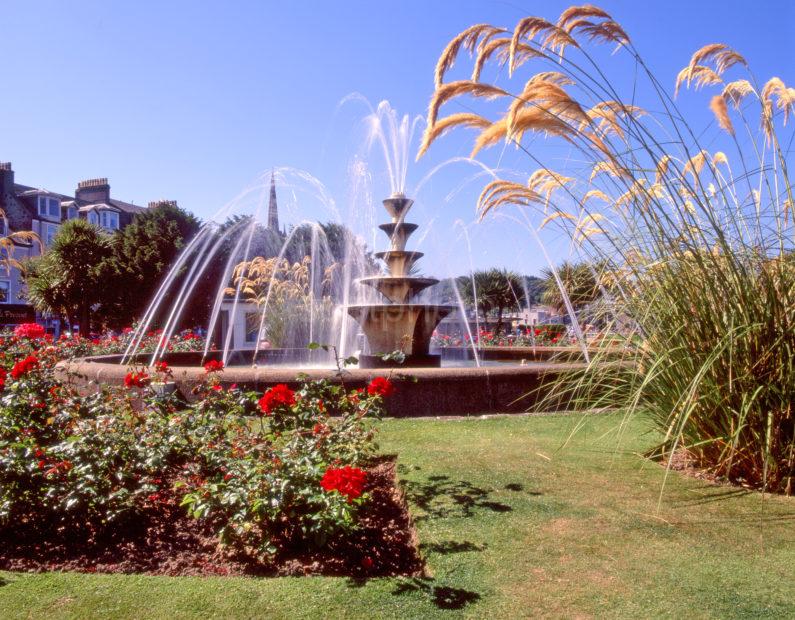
[75,177,110,203]
[147,199,178,209]
[0,162,14,200]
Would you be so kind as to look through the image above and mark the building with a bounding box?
[0,161,163,328]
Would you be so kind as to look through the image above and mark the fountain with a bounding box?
[348,194,453,368]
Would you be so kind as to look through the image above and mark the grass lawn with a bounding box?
[2,412,794,619]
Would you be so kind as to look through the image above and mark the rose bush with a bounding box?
[0,327,390,557]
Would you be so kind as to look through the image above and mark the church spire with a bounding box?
[267,169,279,231]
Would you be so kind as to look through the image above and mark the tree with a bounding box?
[0,208,41,279]
[105,203,201,327]
[457,268,525,334]
[22,219,114,334]
[540,261,601,316]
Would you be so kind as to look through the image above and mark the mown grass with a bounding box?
[2,413,794,619]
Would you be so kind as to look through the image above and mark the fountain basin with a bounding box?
[357,276,439,303]
[347,303,454,367]
[55,351,595,416]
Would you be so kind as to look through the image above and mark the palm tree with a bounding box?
[540,261,601,316]
[0,208,41,278]
[22,219,113,334]
[458,268,525,334]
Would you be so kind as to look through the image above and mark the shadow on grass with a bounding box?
[391,577,481,610]
[420,540,487,554]
[396,469,525,521]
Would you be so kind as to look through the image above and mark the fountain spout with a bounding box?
[348,196,453,368]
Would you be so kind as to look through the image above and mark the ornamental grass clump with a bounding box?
[420,5,795,492]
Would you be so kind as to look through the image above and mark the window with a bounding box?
[244,312,259,343]
[100,210,119,230]
[37,196,61,219]
[66,206,78,220]
[88,211,99,225]
[44,223,59,246]
[0,281,9,303]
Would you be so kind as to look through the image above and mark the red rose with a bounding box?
[367,376,394,397]
[11,355,39,380]
[320,465,367,502]
[361,557,374,569]
[204,359,224,373]
[258,384,296,415]
[124,370,150,389]
[14,323,45,340]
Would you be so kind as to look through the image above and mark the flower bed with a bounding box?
[0,324,422,576]
[432,325,569,348]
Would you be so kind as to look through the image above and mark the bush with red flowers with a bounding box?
[258,383,296,415]
[13,323,46,340]
[367,376,394,398]
[124,370,150,389]
[0,334,391,558]
[10,355,39,380]
[320,465,367,502]
[204,359,224,373]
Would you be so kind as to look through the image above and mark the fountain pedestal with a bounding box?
[348,195,453,369]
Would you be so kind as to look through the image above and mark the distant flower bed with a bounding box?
[0,326,401,574]
[432,325,569,348]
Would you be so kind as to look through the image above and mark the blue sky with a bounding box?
[2,0,793,277]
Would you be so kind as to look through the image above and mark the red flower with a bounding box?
[204,359,224,373]
[210,384,223,392]
[223,472,234,481]
[320,466,367,502]
[154,360,170,374]
[0,367,6,391]
[14,323,45,339]
[11,355,39,380]
[258,384,296,415]
[367,377,394,398]
[313,423,326,435]
[361,557,374,570]
[124,370,150,389]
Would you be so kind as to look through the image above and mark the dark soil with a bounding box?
[0,458,424,577]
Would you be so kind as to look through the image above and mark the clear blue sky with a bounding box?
[2,0,792,277]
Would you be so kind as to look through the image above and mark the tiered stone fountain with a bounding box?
[347,194,454,368]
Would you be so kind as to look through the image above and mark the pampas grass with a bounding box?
[420,4,795,493]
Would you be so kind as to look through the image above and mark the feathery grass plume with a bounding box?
[539,210,576,229]
[761,77,795,129]
[528,169,575,210]
[675,65,723,98]
[427,80,508,127]
[417,112,491,158]
[682,150,709,180]
[722,79,755,108]
[471,108,576,157]
[712,151,729,168]
[687,43,747,77]
[582,189,611,204]
[710,94,734,135]
[557,4,611,28]
[471,37,513,81]
[476,180,543,219]
[590,159,630,181]
[583,100,646,139]
[506,73,587,136]
[508,16,558,74]
[434,24,506,88]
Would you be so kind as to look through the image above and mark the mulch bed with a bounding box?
[0,458,424,577]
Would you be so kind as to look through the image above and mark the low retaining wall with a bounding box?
[55,355,591,417]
